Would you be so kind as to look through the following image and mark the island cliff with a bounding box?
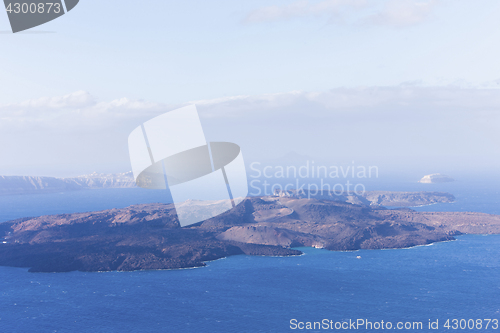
[1,193,499,273]
[0,172,136,195]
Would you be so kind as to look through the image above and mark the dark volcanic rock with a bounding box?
[1,195,499,273]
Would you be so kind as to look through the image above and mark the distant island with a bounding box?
[1,190,499,273]
[274,189,455,207]
[419,173,455,183]
[0,172,457,198]
[0,172,136,195]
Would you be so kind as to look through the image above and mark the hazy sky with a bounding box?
[1,0,500,178]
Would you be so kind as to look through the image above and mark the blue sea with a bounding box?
[1,178,500,332]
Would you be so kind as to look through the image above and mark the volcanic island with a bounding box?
[1,190,499,272]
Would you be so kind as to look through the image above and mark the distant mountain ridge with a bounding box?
[0,172,136,195]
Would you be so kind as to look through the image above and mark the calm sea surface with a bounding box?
[1,179,499,332]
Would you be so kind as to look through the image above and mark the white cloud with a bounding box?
[244,0,438,27]
[194,86,500,177]
[17,90,96,109]
[367,0,438,27]
[244,0,310,23]
[195,86,500,119]
[244,0,366,23]
[4,86,500,131]
[0,91,177,131]
[2,86,500,176]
